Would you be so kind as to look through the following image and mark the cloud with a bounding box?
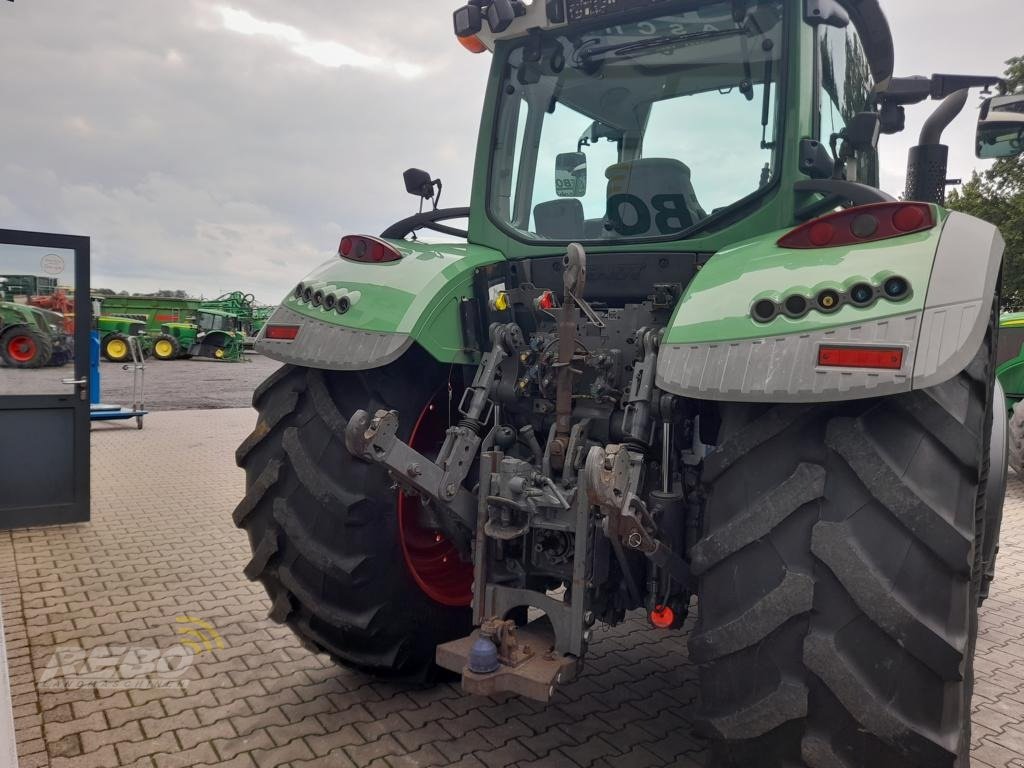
[0,0,489,303]
[214,6,426,79]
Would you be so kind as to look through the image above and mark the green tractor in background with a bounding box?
[98,316,150,363]
[152,308,246,361]
[235,2,1024,766]
[0,300,73,368]
[998,313,1024,472]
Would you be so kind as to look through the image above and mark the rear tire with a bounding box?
[234,352,472,680]
[102,333,131,362]
[691,314,996,767]
[1,326,53,368]
[152,334,180,361]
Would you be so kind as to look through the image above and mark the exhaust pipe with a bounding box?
[904,88,969,205]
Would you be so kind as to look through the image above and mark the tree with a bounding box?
[947,57,1024,309]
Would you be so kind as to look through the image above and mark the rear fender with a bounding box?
[656,210,1004,402]
[257,239,505,371]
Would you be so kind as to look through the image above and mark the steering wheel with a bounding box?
[380,207,470,240]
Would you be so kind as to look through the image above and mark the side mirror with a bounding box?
[403,168,436,199]
[555,152,587,198]
[977,94,1024,159]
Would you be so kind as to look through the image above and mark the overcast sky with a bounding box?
[0,1,1019,304]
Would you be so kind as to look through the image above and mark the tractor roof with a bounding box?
[471,0,894,83]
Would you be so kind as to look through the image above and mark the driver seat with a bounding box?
[605,159,706,237]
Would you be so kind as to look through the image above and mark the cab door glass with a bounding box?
[0,244,77,395]
[818,24,877,185]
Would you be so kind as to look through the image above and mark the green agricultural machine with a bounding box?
[0,300,73,368]
[152,309,246,361]
[998,313,1024,472]
[98,292,268,361]
[235,2,1024,766]
[97,316,150,363]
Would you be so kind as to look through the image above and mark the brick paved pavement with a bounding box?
[2,408,1023,768]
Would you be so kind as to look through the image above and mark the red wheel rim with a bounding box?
[397,388,474,607]
[6,335,37,363]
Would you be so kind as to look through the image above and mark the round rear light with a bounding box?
[817,289,841,312]
[340,237,353,257]
[851,214,879,238]
[752,299,778,323]
[370,242,385,262]
[784,295,809,317]
[849,283,875,307]
[892,205,926,232]
[809,222,835,247]
[884,277,910,300]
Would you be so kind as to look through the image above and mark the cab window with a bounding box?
[818,23,877,185]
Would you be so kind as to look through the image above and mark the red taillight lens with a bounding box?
[338,235,402,264]
[778,203,935,250]
[265,325,300,341]
[818,345,904,370]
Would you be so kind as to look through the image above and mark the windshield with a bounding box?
[488,1,785,244]
[200,312,233,332]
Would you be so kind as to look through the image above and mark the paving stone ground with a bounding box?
[2,408,1023,768]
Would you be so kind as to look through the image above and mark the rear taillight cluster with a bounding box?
[778,203,935,250]
[339,235,402,263]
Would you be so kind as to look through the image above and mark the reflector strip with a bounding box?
[818,345,904,370]
[265,325,300,341]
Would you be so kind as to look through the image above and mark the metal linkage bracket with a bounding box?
[344,323,526,534]
[585,444,693,589]
[344,409,477,532]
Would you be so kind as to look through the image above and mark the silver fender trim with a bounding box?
[255,304,412,372]
[912,212,1003,389]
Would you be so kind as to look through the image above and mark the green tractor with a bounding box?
[152,309,245,361]
[998,313,1024,472]
[235,2,1024,766]
[98,316,150,363]
[0,300,73,368]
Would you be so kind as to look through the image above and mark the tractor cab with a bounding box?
[445,0,903,265]
[197,309,241,334]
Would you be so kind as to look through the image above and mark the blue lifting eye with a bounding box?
[850,283,874,305]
